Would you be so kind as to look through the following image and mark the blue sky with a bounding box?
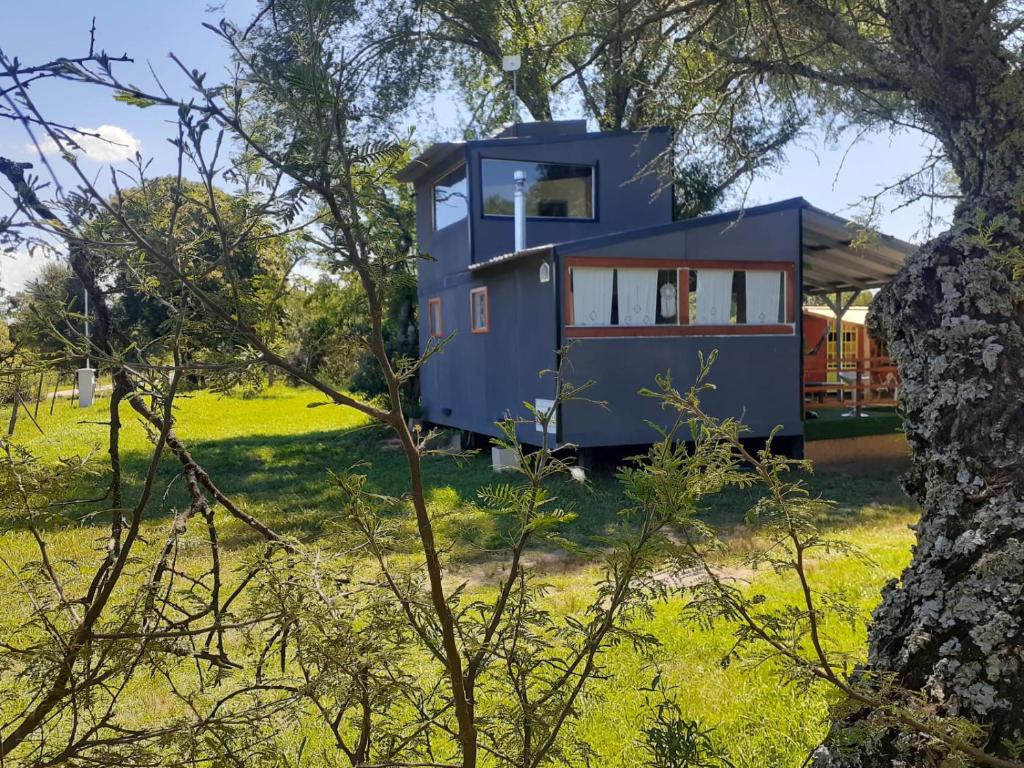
[0,2,952,293]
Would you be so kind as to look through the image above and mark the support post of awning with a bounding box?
[822,290,861,365]
[822,290,862,414]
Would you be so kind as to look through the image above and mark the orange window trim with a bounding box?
[428,297,443,337]
[562,256,796,337]
[566,324,795,339]
[470,286,489,333]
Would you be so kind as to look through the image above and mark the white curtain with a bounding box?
[746,271,783,324]
[572,267,614,325]
[616,269,658,326]
[695,269,733,325]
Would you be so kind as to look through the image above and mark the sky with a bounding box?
[0,1,953,295]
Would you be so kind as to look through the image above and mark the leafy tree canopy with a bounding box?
[420,0,803,216]
[82,176,294,366]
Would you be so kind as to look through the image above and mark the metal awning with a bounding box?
[467,244,554,272]
[396,142,464,183]
[801,205,914,296]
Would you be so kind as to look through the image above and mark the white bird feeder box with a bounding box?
[77,367,96,408]
[79,288,95,408]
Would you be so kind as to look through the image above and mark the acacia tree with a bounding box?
[688,2,1024,765]
[0,3,704,766]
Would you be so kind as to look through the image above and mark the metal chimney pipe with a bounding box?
[513,169,526,251]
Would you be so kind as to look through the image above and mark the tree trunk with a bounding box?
[812,3,1024,763]
[815,217,1024,766]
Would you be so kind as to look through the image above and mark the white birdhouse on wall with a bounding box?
[539,262,551,283]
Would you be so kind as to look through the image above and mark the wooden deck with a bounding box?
[804,355,899,414]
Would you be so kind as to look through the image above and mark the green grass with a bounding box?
[5,388,910,545]
[1,386,919,767]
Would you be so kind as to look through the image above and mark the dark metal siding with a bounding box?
[416,149,472,434]
[467,131,672,263]
[419,254,558,444]
[415,147,471,300]
[559,207,804,446]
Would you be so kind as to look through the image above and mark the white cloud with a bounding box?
[1,249,56,296]
[32,124,141,163]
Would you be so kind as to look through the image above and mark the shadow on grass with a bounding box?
[10,418,917,560]
[804,406,903,442]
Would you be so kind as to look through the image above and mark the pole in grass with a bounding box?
[77,286,95,408]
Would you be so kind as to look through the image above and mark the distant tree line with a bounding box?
[4,176,419,404]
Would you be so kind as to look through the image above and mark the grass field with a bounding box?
[1,386,918,767]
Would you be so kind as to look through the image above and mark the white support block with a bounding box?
[491,446,519,473]
[77,368,96,408]
[448,430,463,451]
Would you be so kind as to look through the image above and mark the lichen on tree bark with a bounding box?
[814,210,1024,766]
[771,0,1024,761]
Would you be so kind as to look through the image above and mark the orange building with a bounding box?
[802,305,896,405]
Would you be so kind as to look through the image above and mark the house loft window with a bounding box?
[481,159,594,219]
[433,165,468,231]
[428,297,443,338]
[567,262,791,336]
[470,287,489,333]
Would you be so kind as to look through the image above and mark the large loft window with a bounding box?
[481,159,594,219]
[433,165,468,231]
[565,259,792,337]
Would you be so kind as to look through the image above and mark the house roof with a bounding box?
[395,121,669,184]
[468,197,916,294]
[466,244,555,272]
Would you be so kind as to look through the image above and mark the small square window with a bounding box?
[470,287,489,333]
[428,297,443,338]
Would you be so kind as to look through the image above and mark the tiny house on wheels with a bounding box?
[396,120,914,461]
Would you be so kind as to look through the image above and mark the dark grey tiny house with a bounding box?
[397,121,913,457]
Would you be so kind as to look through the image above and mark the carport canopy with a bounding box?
[801,204,915,297]
[800,202,916,365]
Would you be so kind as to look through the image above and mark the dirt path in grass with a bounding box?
[452,547,754,591]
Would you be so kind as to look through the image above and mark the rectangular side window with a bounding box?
[470,287,489,333]
[569,267,615,325]
[745,270,786,324]
[564,259,794,337]
[570,267,678,326]
[688,269,785,325]
[481,159,594,219]
[433,165,468,231]
[428,297,443,338]
[691,269,735,325]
